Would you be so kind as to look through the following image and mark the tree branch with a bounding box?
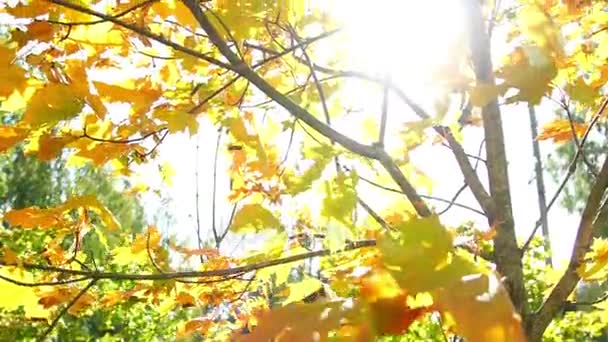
[37,280,98,342]
[527,105,551,262]
[529,154,608,341]
[462,0,526,317]
[378,75,389,147]
[437,126,495,217]
[0,240,376,282]
[48,0,234,71]
[182,1,432,217]
[524,97,608,253]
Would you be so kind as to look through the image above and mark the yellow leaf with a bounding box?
[132,226,161,253]
[152,0,199,28]
[93,80,161,117]
[154,109,198,136]
[282,278,323,305]
[434,272,525,342]
[230,203,282,233]
[24,83,85,126]
[497,46,557,104]
[0,268,49,318]
[578,238,608,280]
[378,216,524,341]
[0,46,28,98]
[25,133,78,161]
[0,126,29,153]
[159,161,176,186]
[70,21,123,46]
[74,142,131,166]
[379,215,454,293]
[63,196,120,231]
[469,82,500,107]
[519,4,563,58]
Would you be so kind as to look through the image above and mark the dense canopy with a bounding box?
[0,0,608,341]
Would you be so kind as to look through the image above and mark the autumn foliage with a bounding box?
[0,0,607,341]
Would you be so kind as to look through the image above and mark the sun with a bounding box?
[326,0,467,83]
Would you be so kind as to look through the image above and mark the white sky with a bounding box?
[139,0,580,266]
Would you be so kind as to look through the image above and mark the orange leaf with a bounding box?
[0,46,28,98]
[180,318,212,336]
[1,247,19,265]
[26,21,54,41]
[537,119,586,143]
[3,207,63,229]
[175,292,196,307]
[6,0,51,18]
[368,295,429,335]
[0,126,28,153]
[38,288,74,308]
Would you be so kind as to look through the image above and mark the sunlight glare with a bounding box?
[328,0,467,82]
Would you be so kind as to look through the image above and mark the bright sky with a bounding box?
[141,0,579,266]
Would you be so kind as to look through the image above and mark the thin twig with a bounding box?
[530,152,608,340]
[0,274,90,287]
[37,280,98,342]
[523,97,608,252]
[357,198,390,230]
[146,228,164,273]
[567,292,608,307]
[1,240,376,282]
[211,129,223,249]
[528,105,551,262]
[49,0,234,71]
[195,129,204,263]
[437,126,495,217]
[82,127,167,144]
[42,0,157,26]
[563,100,597,176]
[378,74,389,147]
[354,169,485,216]
[218,202,238,244]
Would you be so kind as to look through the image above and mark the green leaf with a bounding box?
[284,156,332,195]
[321,171,358,226]
[82,227,108,263]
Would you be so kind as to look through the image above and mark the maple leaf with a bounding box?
[577,238,608,280]
[0,46,28,99]
[379,217,524,341]
[179,318,213,337]
[154,109,199,136]
[25,132,78,161]
[0,126,29,153]
[537,119,586,143]
[3,207,63,229]
[5,0,52,18]
[230,203,282,233]
[24,84,85,126]
[234,302,345,342]
[132,226,161,253]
